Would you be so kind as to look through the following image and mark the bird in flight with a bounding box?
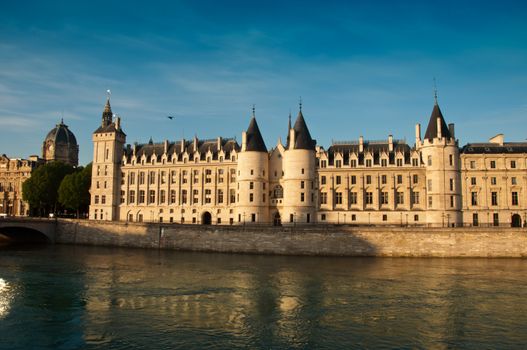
[167,116,175,120]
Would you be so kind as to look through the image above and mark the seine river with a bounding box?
[1,244,527,349]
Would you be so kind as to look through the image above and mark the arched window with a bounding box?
[272,185,283,199]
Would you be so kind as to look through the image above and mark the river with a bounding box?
[1,244,526,349]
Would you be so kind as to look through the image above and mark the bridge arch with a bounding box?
[0,226,51,244]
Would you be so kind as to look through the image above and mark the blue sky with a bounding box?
[1,0,526,165]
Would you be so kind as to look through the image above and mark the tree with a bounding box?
[58,164,92,218]
[22,161,76,216]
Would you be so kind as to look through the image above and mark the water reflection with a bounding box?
[1,246,527,349]
[0,278,12,319]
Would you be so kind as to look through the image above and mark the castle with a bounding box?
[89,97,527,227]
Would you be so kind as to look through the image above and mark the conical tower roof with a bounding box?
[102,98,113,127]
[289,110,315,150]
[245,117,267,152]
[424,102,451,141]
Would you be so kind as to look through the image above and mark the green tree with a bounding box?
[58,164,92,218]
[22,161,76,216]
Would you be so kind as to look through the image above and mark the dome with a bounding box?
[42,119,79,166]
[45,119,78,146]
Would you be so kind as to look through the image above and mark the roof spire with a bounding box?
[433,77,438,105]
[102,90,113,128]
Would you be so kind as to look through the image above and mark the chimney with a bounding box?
[415,123,421,145]
[388,135,393,152]
[289,128,295,149]
[180,138,185,152]
[217,137,222,151]
[241,131,247,152]
[448,123,455,139]
[193,136,198,152]
[359,136,364,153]
[164,140,169,154]
[115,116,121,130]
[489,134,504,146]
[436,117,442,139]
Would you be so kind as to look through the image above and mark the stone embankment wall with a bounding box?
[55,220,527,257]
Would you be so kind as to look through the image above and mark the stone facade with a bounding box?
[89,97,527,227]
[0,154,42,216]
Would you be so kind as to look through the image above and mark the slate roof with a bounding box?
[45,120,78,145]
[461,142,527,154]
[325,141,413,166]
[289,110,316,150]
[245,117,267,152]
[424,103,452,140]
[124,138,240,163]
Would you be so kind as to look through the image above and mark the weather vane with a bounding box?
[299,96,302,111]
[107,89,111,100]
[433,78,438,104]
[252,104,255,117]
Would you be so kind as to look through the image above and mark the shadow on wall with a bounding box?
[0,227,50,244]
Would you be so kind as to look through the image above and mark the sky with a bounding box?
[0,0,526,165]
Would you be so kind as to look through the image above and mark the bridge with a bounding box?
[0,218,57,243]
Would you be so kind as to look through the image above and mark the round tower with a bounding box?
[282,106,316,224]
[235,111,269,224]
[419,99,462,227]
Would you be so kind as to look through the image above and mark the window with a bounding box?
[321,214,326,221]
[301,181,305,189]
[205,169,212,183]
[427,156,432,166]
[470,161,476,169]
[101,195,106,204]
[218,190,224,203]
[512,192,519,205]
[412,158,418,166]
[250,182,254,190]
[471,177,476,185]
[428,196,433,207]
[170,190,176,204]
[193,189,199,204]
[300,193,305,202]
[139,190,145,204]
[493,213,499,226]
[335,160,342,168]
[321,176,326,185]
[449,178,454,191]
[320,192,327,204]
[396,159,403,167]
[130,172,135,185]
[512,177,517,185]
[251,213,256,222]
[230,189,236,203]
[396,192,404,205]
[491,177,497,185]
[149,190,155,204]
[491,192,498,206]
[301,168,304,174]
[428,179,432,191]
[449,154,453,166]
[129,190,135,203]
[381,175,387,184]
[205,189,212,204]
[471,192,478,206]
[218,169,224,183]
[350,192,357,204]
[366,159,372,167]
[411,191,420,205]
[335,192,342,205]
[380,192,388,204]
[161,171,166,184]
[94,195,99,204]
[397,175,403,184]
[182,170,188,184]
[490,160,496,169]
[193,170,199,184]
[383,214,387,221]
[365,192,373,205]
[149,171,156,185]
[351,176,356,185]
[249,193,254,202]
[250,169,254,175]
[414,215,419,222]
[511,160,516,169]
[139,172,145,185]
[351,159,357,168]
[160,190,166,203]
[450,195,454,208]
[273,185,283,198]
[381,159,387,167]
[413,175,418,184]
[473,213,479,226]
[320,160,327,168]
[366,175,371,185]
[336,176,341,185]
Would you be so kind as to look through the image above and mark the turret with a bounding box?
[282,103,317,224]
[420,98,461,227]
[235,108,269,224]
[89,93,126,221]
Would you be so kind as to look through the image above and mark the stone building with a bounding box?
[42,119,79,166]
[0,154,42,216]
[0,119,79,217]
[89,96,527,227]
